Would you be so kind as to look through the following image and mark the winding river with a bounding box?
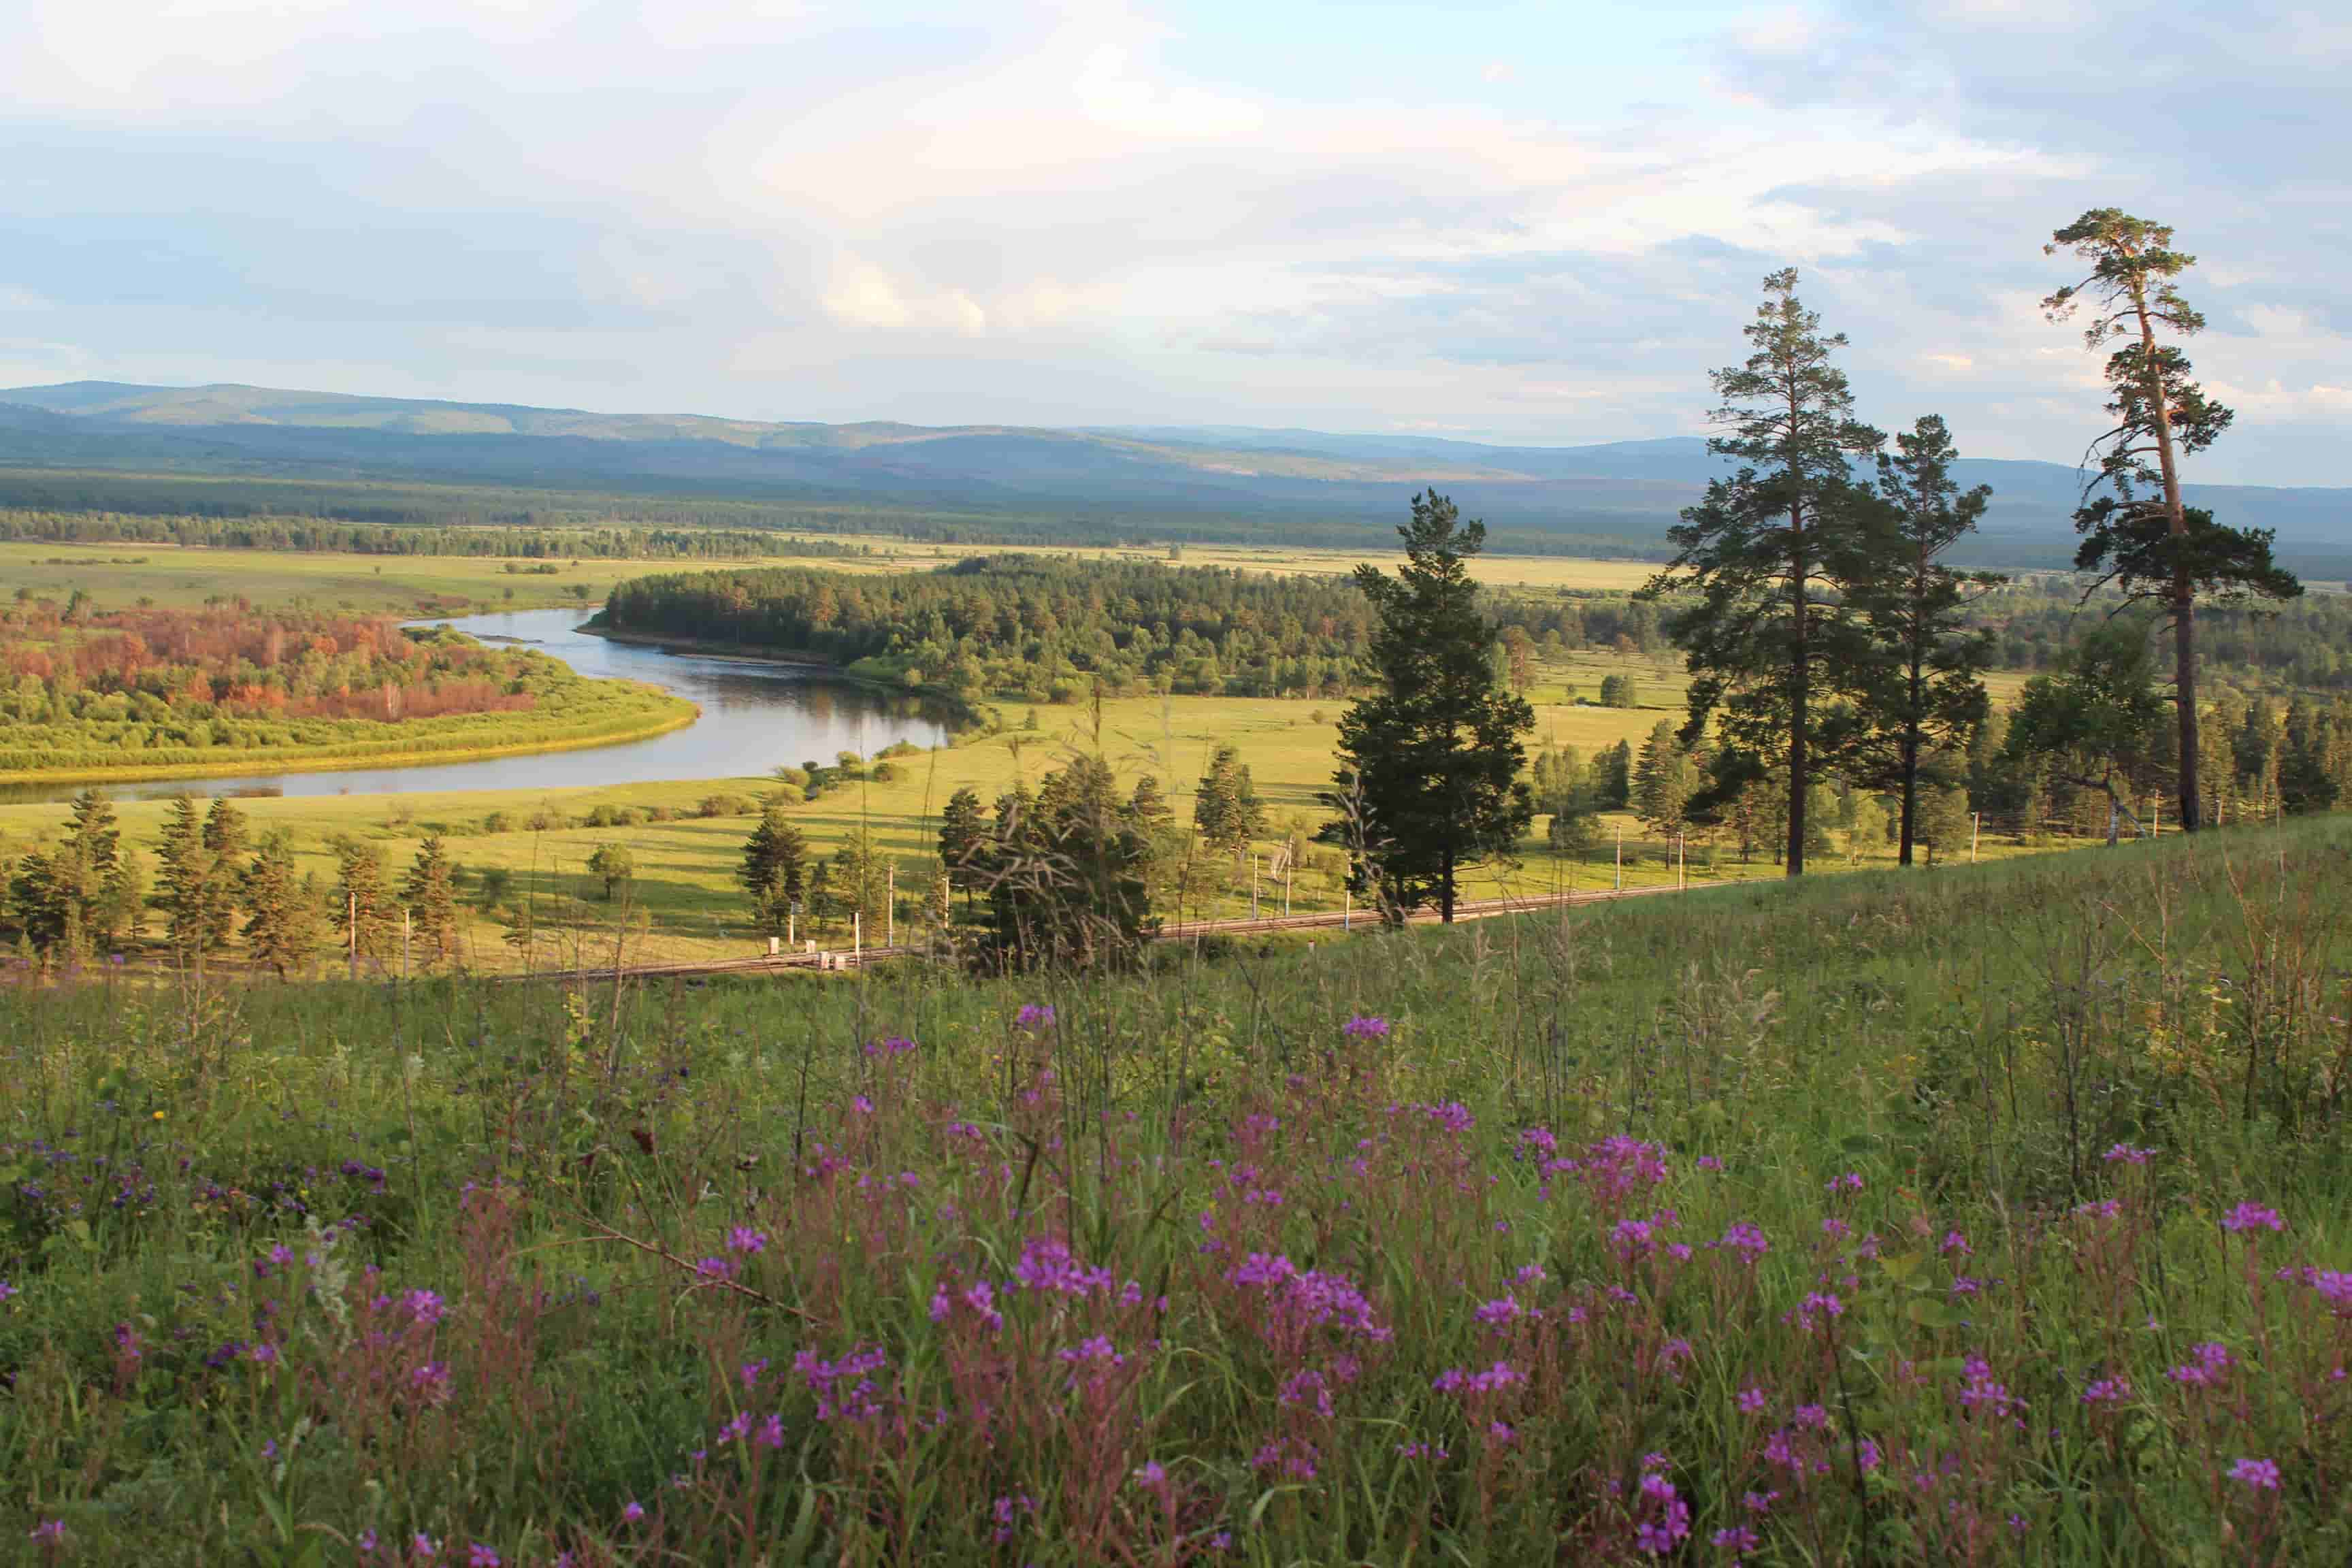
[7,608,960,803]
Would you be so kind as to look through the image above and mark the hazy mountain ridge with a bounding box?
[3,382,2345,568]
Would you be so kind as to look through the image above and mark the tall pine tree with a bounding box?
[2044,210,2300,831]
[1644,269,1882,875]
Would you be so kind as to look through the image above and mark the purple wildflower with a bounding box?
[2230,1457,2282,1492]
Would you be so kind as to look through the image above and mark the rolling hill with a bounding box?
[3,380,2346,570]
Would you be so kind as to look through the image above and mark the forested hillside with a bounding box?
[10,381,2350,570]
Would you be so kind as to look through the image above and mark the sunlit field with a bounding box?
[2,817,2347,1563]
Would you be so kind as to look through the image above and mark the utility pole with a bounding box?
[1970,813,1980,864]
[1614,826,1622,892]
[348,891,357,981]
[1250,853,1259,921]
[1677,834,1685,891]
[853,910,862,964]
[886,863,895,947]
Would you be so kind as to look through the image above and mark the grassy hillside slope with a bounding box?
[1,817,2347,1561]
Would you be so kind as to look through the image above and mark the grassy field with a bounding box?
[0,664,2053,973]
[1,815,2347,1563]
[0,536,1673,620]
[0,543,2042,968]
[0,542,777,617]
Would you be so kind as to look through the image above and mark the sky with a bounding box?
[1,0,2347,483]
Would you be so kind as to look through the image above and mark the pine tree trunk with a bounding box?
[1787,506,1809,878]
[1898,739,1917,868]
[2135,284,2202,833]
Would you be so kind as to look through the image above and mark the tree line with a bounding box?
[0,596,680,776]
[598,555,1385,702]
[0,508,876,561]
[3,790,465,975]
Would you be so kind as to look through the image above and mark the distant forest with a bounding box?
[0,469,1684,559]
[596,555,1383,700]
[596,555,2352,704]
[0,507,875,561]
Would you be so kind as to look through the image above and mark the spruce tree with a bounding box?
[199,800,249,952]
[240,835,319,977]
[329,836,396,973]
[1633,719,1696,836]
[740,806,809,932]
[936,788,987,909]
[2044,210,2301,831]
[1193,745,1264,862]
[1325,491,1533,922]
[402,834,460,968]
[1644,269,1881,876]
[154,796,213,960]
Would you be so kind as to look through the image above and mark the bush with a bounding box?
[695,794,757,819]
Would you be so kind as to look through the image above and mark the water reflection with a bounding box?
[1,608,961,803]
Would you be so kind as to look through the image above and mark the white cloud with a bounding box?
[0,0,2342,476]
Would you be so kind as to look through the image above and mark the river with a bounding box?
[7,608,961,803]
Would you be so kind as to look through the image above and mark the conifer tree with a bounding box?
[402,834,460,968]
[154,796,213,960]
[1633,719,1696,836]
[329,836,396,973]
[975,757,1152,973]
[1326,491,1533,922]
[2044,210,2301,831]
[936,787,987,910]
[1644,270,1882,876]
[740,806,810,932]
[1838,415,2002,865]
[240,834,318,977]
[1193,745,1265,862]
[199,800,249,952]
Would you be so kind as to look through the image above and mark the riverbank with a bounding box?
[0,698,699,789]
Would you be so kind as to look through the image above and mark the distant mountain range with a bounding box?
[3,380,2347,570]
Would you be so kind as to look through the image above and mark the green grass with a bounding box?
[0,542,779,617]
[0,670,2048,972]
[1,816,2347,1563]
